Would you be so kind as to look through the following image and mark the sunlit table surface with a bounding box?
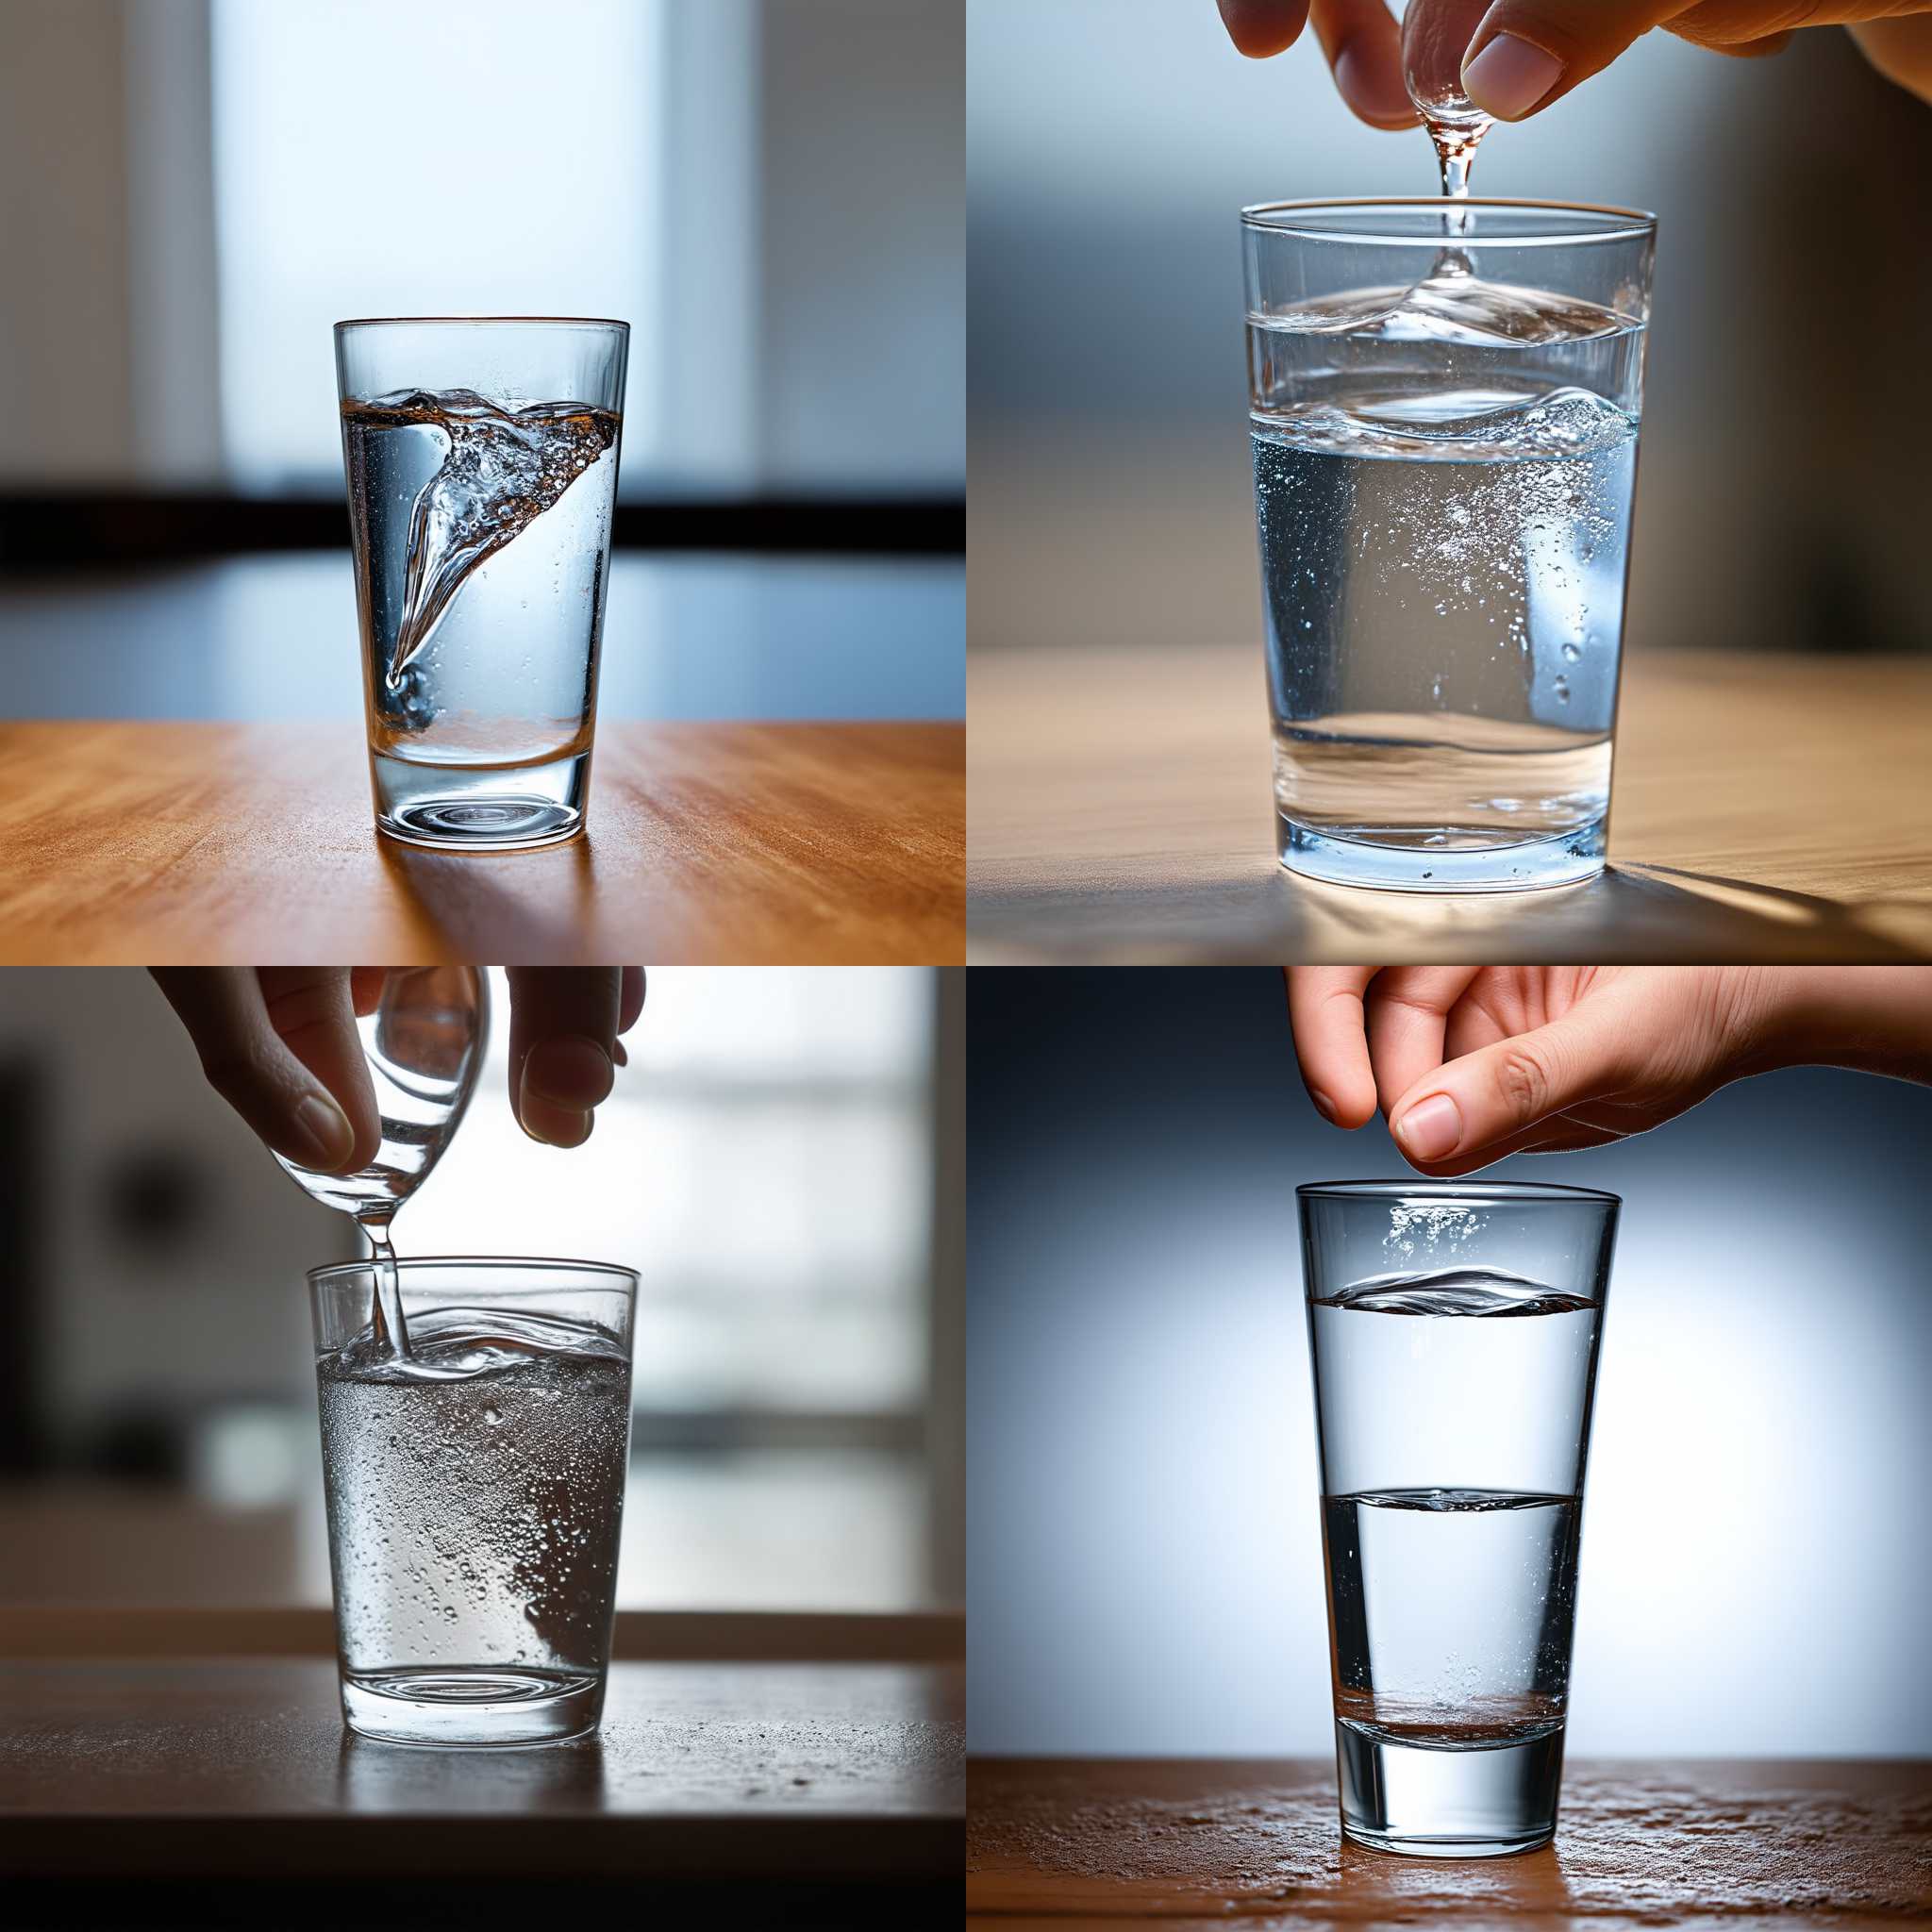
[969,1757,1932,1928]
[0,554,965,964]
[968,643,1932,964]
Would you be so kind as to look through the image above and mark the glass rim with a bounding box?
[1241,196,1657,247]
[306,1255,639,1294]
[1296,1177,1622,1208]
[333,315,631,332]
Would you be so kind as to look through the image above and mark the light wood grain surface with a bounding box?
[968,646,1932,963]
[968,1757,1932,1927]
[0,1657,963,1881]
[0,720,963,964]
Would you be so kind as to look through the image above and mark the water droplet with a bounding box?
[1554,676,1572,704]
[1561,641,1581,663]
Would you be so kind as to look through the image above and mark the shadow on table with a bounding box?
[1336,1837,1579,1915]
[335,1727,609,1813]
[1295,862,1930,965]
[970,858,1930,965]
[377,836,602,962]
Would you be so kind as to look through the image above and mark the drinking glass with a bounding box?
[335,318,628,852]
[1244,201,1656,891]
[308,1256,638,1747]
[1299,1180,1619,1855]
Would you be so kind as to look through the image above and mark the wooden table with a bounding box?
[968,646,1932,963]
[0,720,963,963]
[968,1757,1932,1927]
[1,1655,962,1915]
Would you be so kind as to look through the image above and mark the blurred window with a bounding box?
[0,967,948,1615]
[210,0,670,492]
[393,968,941,1609]
[403,969,935,1424]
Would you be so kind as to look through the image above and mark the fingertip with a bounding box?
[1391,1091,1464,1165]
[518,1096,594,1151]
[524,1035,615,1112]
[1461,32,1565,122]
[1219,0,1310,59]
[1334,41,1421,128]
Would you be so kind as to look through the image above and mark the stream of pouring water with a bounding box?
[361,1216,408,1360]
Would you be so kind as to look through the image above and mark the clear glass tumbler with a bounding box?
[308,1256,638,1747]
[1244,201,1656,891]
[1299,1180,1619,1856]
[335,318,628,852]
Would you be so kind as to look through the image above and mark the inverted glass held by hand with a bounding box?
[1401,0,1494,199]
[275,967,490,1355]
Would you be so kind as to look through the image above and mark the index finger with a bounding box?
[1283,967,1381,1127]
[1219,0,1314,58]
[505,967,626,1148]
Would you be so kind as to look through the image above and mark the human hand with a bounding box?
[1285,967,1932,1176]
[153,967,646,1174]
[1218,3,1932,126]
[1216,1,1420,127]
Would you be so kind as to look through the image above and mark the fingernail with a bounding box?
[1394,1093,1462,1162]
[1334,42,1417,126]
[291,1093,355,1172]
[1462,33,1564,120]
[524,1036,615,1110]
[1309,1089,1339,1124]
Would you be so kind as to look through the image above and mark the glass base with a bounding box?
[371,746,591,852]
[341,1664,604,1748]
[1278,812,1606,893]
[1335,1719,1563,1857]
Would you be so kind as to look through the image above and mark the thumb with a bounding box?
[1459,1,1673,120]
[152,968,377,1175]
[1387,1007,1633,1171]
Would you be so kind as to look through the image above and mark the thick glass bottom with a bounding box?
[1278,812,1606,893]
[370,746,591,852]
[1335,1718,1564,1857]
[341,1663,604,1748]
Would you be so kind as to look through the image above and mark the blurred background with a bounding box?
[967,968,1932,1756]
[0,967,963,1613]
[969,0,1932,661]
[0,0,963,720]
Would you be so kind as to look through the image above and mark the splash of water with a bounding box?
[343,389,619,692]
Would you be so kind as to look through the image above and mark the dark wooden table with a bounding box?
[0,720,964,963]
[969,644,1932,963]
[1,1656,962,1885]
[968,1757,1932,1927]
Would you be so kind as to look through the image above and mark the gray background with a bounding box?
[967,969,1932,1756]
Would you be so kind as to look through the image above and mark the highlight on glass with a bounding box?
[335,317,629,853]
[1299,1179,1619,1855]
[1246,201,1655,892]
[308,1255,639,1748]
